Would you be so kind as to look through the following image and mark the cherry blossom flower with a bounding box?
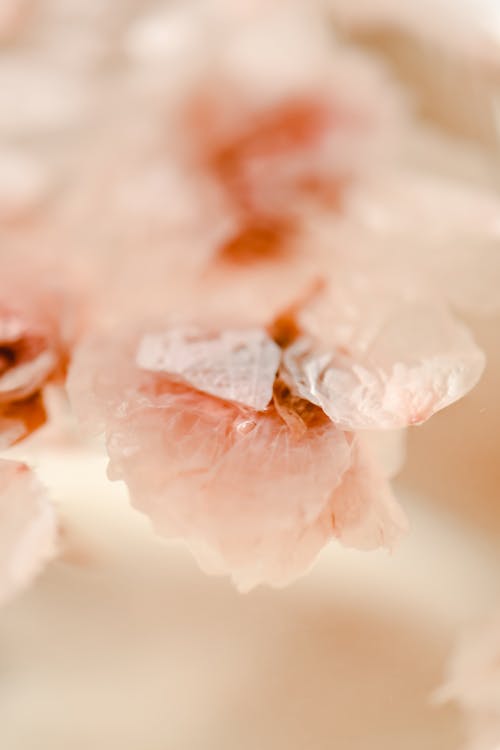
[59,0,500,345]
[162,1,404,268]
[0,458,57,605]
[68,323,405,591]
[0,0,493,598]
[68,278,483,589]
[40,1,409,345]
[0,259,80,447]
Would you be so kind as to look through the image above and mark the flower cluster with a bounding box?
[0,0,498,600]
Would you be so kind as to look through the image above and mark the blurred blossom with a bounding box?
[67,320,408,590]
[0,150,51,223]
[0,458,57,605]
[325,0,500,60]
[0,258,81,447]
[0,0,35,42]
[0,0,497,609]
[67,264,482,587]
[438,616,500,750]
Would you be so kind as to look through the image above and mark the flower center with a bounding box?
[218,220,292,265]
[0,346,16,375]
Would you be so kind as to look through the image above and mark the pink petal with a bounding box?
[0,257,83,446]
[135,326,280,410]
[105,384,352,590]
[345,173,500,316]
[0,458,57,605]
[329,436,408,550]
[69,326,408,589]
[285,292,485,429]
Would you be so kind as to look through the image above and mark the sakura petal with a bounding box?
[69,323,412,589]
[0,256,84,446]
[346,173,500,316]
[191,508,336,593]
[0,459,57,605]
[105,389,352,589]
[285,302,485,430]
[330,437,408,551]
[136,326,280,410]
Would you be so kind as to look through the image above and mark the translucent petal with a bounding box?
[135,326,280,410]
[345,173,500,316]
[104,385,352,590]
[68,327,409,589]
[285,296,485,430]
[330,436,408,550]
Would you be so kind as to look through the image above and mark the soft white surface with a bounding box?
[0,440,498,749]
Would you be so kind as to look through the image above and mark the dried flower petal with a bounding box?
[107,386,352,590]
[0,458,57,605]
[330,436,408,549]
[284,292,485,429]
[0,259,81,446]
[345,173,500,316]
[68,324,409,589]
[136,326,280,410]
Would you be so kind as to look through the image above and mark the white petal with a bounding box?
[136,326,281,411]
[285,302,485,430]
